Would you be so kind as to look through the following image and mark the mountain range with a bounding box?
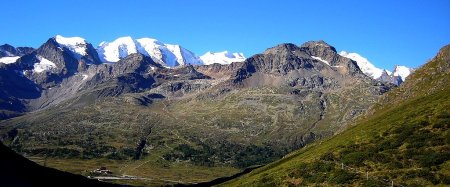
[0,36,413,120]
[223,44,450,187]
[1,35,409,79]
[0,36,425,186]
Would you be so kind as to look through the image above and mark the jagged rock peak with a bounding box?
[0,44,34,58]
[300,40,337,56]
[263,43,300,55]
[53,35,102,65]
[116,52,158,66]
[300,40,336,51]
[111,53,161,75]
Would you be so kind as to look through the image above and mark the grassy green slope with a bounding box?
[223,45,450,186]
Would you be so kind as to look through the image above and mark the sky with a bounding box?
[1,0,449,70]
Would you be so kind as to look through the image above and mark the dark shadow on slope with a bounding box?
[0,141,123,187]
[173,165,263,187]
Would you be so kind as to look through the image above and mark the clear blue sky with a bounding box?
[1,0,449,69]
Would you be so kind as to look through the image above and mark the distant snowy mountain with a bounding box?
[339,51,383,79]
[54,35,101,65]
[97,36,136,63]
[0,44,34,64]
[54,35,88,59]
[97,36,203,67]
[200,51,246,65]
[338,51,413,85]
[0,44,34,58]
[392,65,413,81]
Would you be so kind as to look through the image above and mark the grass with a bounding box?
[222,87,450,186]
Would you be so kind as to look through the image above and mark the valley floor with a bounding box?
[27,156,239,186]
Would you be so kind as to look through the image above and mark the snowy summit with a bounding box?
[97,36,203,67]
[392,65,413,81]
[339,51,383,79]
[55,35,88,59]
[200,51,246,65]
[339,51,414,84]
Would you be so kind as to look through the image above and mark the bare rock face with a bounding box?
[300,41,365,75]
[230,41,387,92]
[195,62,244,79]
[378,70,403,85]
[300,40,337,61]
[35,39,79,76]
[0,44,19,57]
[111,53,160,75]
[0,44,34,57]
[0,64,40,119]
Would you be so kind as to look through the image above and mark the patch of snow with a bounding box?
[200,51,246,65]
[313,43,327,47]
[165,44,184,67]
[55,35,88,59]
[82,74,89,81]
[311,56,330,66]
[175,45,203,66]
[392,65,413,81]
[339,51,383,79]
[385,70,392,76]
[33,56,56,73]
[0,56,20,64]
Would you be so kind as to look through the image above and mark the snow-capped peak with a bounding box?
[199,51,246,65]
[339,51,383,79]
[392,65,413,81]
[54,35,88,59]
[97,36,138,63]
[339,51,414,85]
[97,36,202,67]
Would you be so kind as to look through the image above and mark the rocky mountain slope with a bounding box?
[0,40,393,185]
[223,44,450,187]
[0,36,415,120]
[0,44,34,58]
[0,35,248,119]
